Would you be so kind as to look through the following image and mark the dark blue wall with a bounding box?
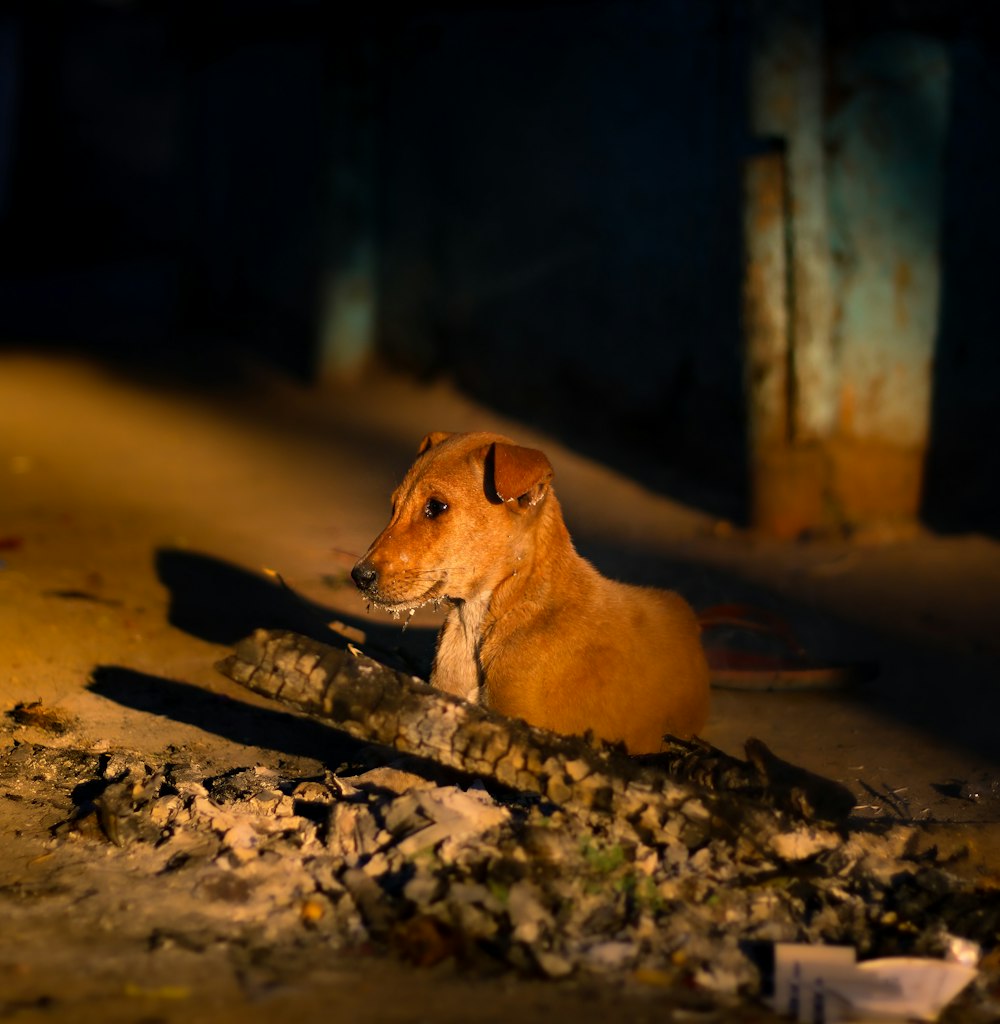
[377,3,748,511]
[0,2,997,530]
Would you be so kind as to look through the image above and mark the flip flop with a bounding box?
[698,603,879,691]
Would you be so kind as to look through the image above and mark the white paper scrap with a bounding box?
[771,944,978,1023]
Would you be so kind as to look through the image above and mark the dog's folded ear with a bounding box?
[417,431,454,455]
[490,442,553,508]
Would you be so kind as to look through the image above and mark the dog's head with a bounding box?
[351,431,554,611]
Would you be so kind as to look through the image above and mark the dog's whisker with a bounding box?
[402,567,465,578]
[360,575,452,620]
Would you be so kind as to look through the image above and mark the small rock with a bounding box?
[582,941,636,973]
[534,949,574,978]
[506,881,553,945]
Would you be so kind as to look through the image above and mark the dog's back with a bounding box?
[478,543,709,752]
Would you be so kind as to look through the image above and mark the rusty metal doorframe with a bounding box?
[743,1,950,538]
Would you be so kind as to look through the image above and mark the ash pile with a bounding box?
[18,730,999,1012]
[5,621,1000,1019]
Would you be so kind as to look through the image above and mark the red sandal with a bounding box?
[698,603,879,691]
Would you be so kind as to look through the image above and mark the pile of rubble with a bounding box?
[3,625,998,1019]
[12,729,993,1008]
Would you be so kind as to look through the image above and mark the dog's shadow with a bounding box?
[88,666,367,766]
[86,549,438,766]
[154,547,437,674]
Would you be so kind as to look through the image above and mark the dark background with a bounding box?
[0,0,997,533]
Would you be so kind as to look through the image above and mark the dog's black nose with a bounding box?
[351,561,378,592]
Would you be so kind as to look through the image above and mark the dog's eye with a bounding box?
[424,498,449,519]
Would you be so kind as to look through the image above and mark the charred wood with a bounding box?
[217,628,846,860]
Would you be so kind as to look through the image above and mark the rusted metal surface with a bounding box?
[748,0,835,444]
[748,443,830,539]
[744,9,950,536]
[743,149,790,454]
[828,437,925,529]
[742,140,830,537]
[827,32,950,463]
[745,0,833,536]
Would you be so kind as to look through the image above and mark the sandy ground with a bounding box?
[1,350,999,1021]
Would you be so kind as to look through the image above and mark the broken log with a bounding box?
[218,629,850,860]
[638,735,856,825]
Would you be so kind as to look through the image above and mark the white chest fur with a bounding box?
[429,594,493,703]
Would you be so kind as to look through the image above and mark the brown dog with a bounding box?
[351,431,709,753]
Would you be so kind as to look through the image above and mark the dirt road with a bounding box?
[2,351,998,1021]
